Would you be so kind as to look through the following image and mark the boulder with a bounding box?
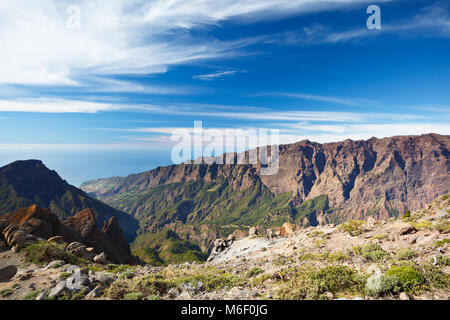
[280,222,296,237]
[45,260,65,269]
[93,252,111,265]
[399,292,411,300]
[48,281,67,299]
[47,236,64,244]
[0,265,18,282]
[85,285,105,299]
[249,227,257,237]
[66,242,96,261]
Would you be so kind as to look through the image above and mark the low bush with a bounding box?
[397,249,416,261]
[246,267,264,278]
[385,265,425,294]
[360,243,388,262]
[275,265,366,300]
[338,220,366,236]
[20,241,85,266]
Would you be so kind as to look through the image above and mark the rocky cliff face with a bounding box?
[0,160,139,241]
[82,133,449,223]
[0,205,140,264]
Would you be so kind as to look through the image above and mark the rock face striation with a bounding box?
[83,134,449,221]
[0,205,141,264]
[80,134,449,254]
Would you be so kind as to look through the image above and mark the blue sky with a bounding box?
[0,0,449,185]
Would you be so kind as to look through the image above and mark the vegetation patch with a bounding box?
[397,249,417,261]
[385,265,425,294]
[338,220,366,236]
[20,241,86,266]
[23,289,43,300]
[246,267,264,278]
[123,292,144,300]
[360,243,389,262]
[275,265,366,300]
[327,250,349,262]
[435,238,450,247]
[0,288,13,298]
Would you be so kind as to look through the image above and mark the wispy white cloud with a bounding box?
[0,0,375,88]
[193,70,238,81]
[250,92,378,107]
[0,98,119,113]
[273,2,450,46]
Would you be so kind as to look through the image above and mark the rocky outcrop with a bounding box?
[0,205,141,264]
[207,234,236,262]
[0,160,139,241]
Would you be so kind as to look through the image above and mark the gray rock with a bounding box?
[92,272,116,286]
[45,260,65,269]
[85,285,105,299]
[35,291,47,300]
[0,265,18,282]
[65,265,81,273]
[66,270,90,292]
[167,287,181,299]
[13,269,34,281]
[324,292,334,300]
[399,292,411,300]
[93,252,111,265]
[48,281,67,298]
[249,227,257,236]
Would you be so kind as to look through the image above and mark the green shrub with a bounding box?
[328,251,349,262]
[123,292,144,300]
[59,272,72,280]
[365,275,401,297]
[23,290,43,300]
[360,243,388,262]
[338,220,366,236]
[0,288,13,298]
[119,270,135,280]
[434,220,450,233]
[432,255,450,267]
[273,255,295,266]
[421,265,450,289]
[147,294,163,300]
[385,266,425,294]
[411,220,432,230]
[435,238,450,247]
[402,210,411,220]
[275,266,365,300]
[20,241,85,265]
[397,249,416,261]
[351,245,362,256]
[246,267,264,278]
[298,252,320,261]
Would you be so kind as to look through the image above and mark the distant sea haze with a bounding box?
[0,148,172,186]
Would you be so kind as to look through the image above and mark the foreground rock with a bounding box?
[0,205,142,264]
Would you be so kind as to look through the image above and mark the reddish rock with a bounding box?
[280,222,296,237]
[0,205,141,265]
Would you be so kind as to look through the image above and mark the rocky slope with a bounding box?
[80,134,449,259]
[0,160,139,241]
[1,194,448,300]
[0,205,141,264]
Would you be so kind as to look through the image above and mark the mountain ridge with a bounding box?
[79,133,449,262]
